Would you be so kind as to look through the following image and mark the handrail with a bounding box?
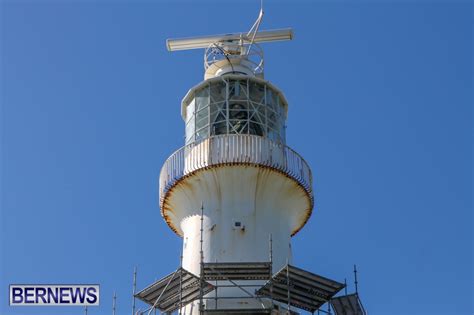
[159,135,313,206]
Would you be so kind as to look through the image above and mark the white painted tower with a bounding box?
[135,14,352,315]
[161,27,312,313]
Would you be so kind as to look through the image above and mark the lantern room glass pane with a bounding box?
[186,99,195,123]
[195,86,209,110]
[185,117,194,144]
[196,107,209,130]
[212,121,227,135]
[249,81,265,103]
[210,81,226,103]
[196,127,209,142]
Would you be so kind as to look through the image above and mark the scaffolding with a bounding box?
[135,262,346,315]
[131,262,366,315]
[131,205,369,315]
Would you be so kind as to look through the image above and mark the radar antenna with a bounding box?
[166,5,292,79]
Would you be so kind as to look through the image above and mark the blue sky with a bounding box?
[1,1,472,314]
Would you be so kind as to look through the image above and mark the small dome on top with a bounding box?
[204,39,264,80]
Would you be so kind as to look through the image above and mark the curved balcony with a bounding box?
[159,135,313,209]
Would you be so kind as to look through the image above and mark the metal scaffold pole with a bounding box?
[132,266,137,315]
[214,259,218,310]
[286,259,290,315]
[354,264,359,294]
[113,291,117,315]
[179,252,183,315]
[269,234,274,309]
[199,202,204,315]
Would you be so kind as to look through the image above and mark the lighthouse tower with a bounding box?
[164,29,310,312]
[134,16,359,315]
[165,29,311,277]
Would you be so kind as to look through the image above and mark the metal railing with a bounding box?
[159,135,312,205]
